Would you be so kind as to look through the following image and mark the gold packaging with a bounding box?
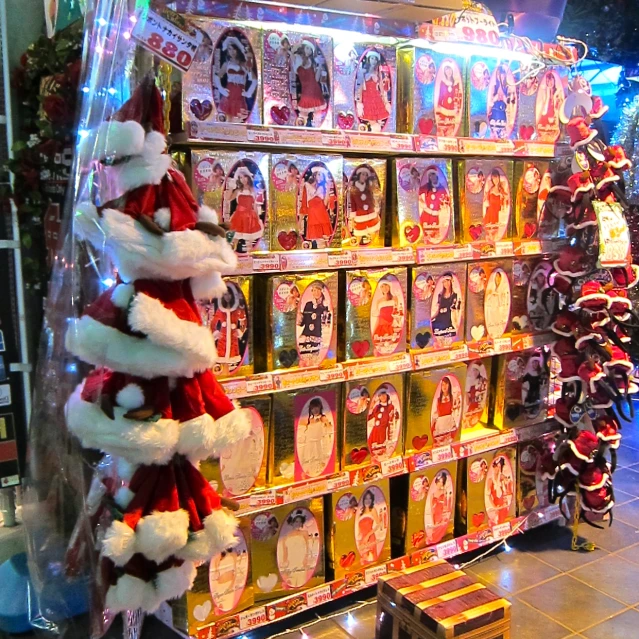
[342,158,387,249]
[326,480,392,580]
[250,498,325,602]
[404,462,457,553]
[393,158,455,248]
[258,271,338,372]
[269,153,343,251]
[270,384,341,485]
[342,375,405,471]
[517,433,557,516]
[457,446,517,535]
[198,275,253,380]
[191,150,270,254]
[511,258,557,334]
[183,20,262,129]
[465,259,513,352]
[462,359,492,432]
[458,159,514,244]
[513,160,551,240]
[172,518,253,635]
[343,267,408,361]
[410,264,467,353]
[405,363,467,453]
[200,396,270,498]
[397,45,466,136]
[493,348,550,430]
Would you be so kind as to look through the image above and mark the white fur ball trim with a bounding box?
[101,520,136,566]
[116,458,138,482]
[114,486,135,509]
[115,383,145,410]
[135,509,190,563]
[105,574,148,613]
[198,205,219,225]
[111,283,135,309]
[203,509,239,555]
[155,561,197,606]
[154,207,172,231]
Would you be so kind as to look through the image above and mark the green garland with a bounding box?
[2,21,82,291]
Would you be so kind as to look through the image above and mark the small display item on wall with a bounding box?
[463,358,492,432]
[510,257,558,335]
[513,160,551,240]
[517,432,557,516]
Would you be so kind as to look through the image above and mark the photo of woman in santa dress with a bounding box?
[209,282,248,373]
[224,162,265,253]
[418,167,451,243]
[298,164,337,249]
[434,59,463,137]
[354,488,388,565]
[464,361,488,429]
[482,168,510,241]
[485,455,514,525]
[277,509,320,589]
[430,375,462,442]
[536,70,564,141]
[366,384,401,462]
[209,534,249,614]
[430,273,462,343]
[487,62,516,139]
[484,268,511,339]
[348,165,381,245]
[296,396,335,478]
[424,470,454,545]
[354,49,392,132]
[213,30,258,123]
[291,39,330,127]
[371,277,404,356]
[296,282,332,366]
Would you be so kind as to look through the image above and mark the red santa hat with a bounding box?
[558,430,599,475]
[568,172,594,202]
[553,245,591,277]
[572,280,610,313]
[566,116,598,149]
[610,264,639,289]
[590,95,609,120]
[552,309,579,336]
[605,145,632,171]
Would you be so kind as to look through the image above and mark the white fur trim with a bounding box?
[154,207,172,231]
[74,202,103,243]
[548,185,571,193]
[115,383,145,410]
[175,530,217,561]
[103,153,172,197]
[190,271,227,301]
[581,499,614,514]
[579,472,609,491]
[66,316,207,379]
[597,430,621,443]
[604,359,633,372]
[101,520,136,566]
[609,296,632,310]
[105,574,150,613]
[203,509,239,554]
[111,283,135,309]
[78,120,145,161]
[553,258,587,278]
[176,408,252,461]
[567,440,596,461]
[559,462,581,476]
[609,158,631,170]
[154,561,197,607]
[551,325,573,337]
[557,374,583,384]
[571,129,598,149]
[115,486,135,509]
[66,384,179,464]
[575,332,600,349]
[555,414,576,429]
[596,174,620,190]
[116,458,138,482]
[128,292,217,370]
[135,510,190,563]
[198,205,219,225]
[570,184,594,202]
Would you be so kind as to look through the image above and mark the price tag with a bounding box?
[493,337,512,354]
[492,522,511,540]
[247,127,277,144]
[390,136,415,152]
[450,345,469,361]
[413,350,450,370]
[327,472,351,492]
[391,247,415,264]
[525,142,554,157]
[364,564,388,585]
[389,353,413,373]
[246,374,274,394]
[436,539,459,559]
[416,246,456,264]
[132,7,202,71]
[455,245,476,260]
[499,430,519,446]
[381,456,406,477]
[495,241,514,257]
[327,251,356,268]
[249,490,278,508]
[515,240,542,256]
[306,585,332,608]
[437,137,459,153]
[319,366,346,383]
[321,132,349,148]
[432,445,453,464]
[239,607,267,631]
[252,254,280,272]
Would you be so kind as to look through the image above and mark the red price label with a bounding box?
[460,25,500,46]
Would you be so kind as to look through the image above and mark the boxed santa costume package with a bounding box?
[171,519,253,635]
[342,267,408,360]
[332,38,396,133]
[458,158,513,244]
[393,158,455,248]
[342,375,405,471]
[510,258,558,335]
[462,358,492,432]
[406,363,467,453]
[198,275,253,379]
[456,447,517,537]
[513,160,551,239]
[200,395,270,499]
[342,158,387,249]
[270,384,340,485]
[183,20,262,129]
[410,263,467,354]
[258,271,338,371]
[493,348,550,430]
[517,432,557,516]
[397,45,466,137]
[250,499,325,602]
[465,259,513,354]
[262,29,333,129]
[191,150,270,254]
[326,480,391,580]
[270,153,343,251]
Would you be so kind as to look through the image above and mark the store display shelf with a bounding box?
[174,128,562,158]
[168,501,562,638]
[220,331,552,399]
[224,240,559,275]
[226,419,557,517]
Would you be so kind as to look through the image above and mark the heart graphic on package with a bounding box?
[279,461,294,479]
[190,99,213,121]
[339,551,356,568]
[352,340,371,359]
[404,224,421,244]
[278,230,298,251]
[257,573,278,592]
[506,404,521,422]
[415,332,431,349]
[523,222,537,238]
[469,224,483,241]
[349,447,369,465]
[472,511,486,527]
[519,124,534,140]
[270,105,291,125]
[417,117,434,135]
[279,349,299,368]
[412,434,429,450]
[337,111,355,129]
[193,601,212,622]
[522,495,536,510]
[470,325,485,342]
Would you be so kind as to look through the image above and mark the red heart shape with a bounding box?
[270,105,291,126]
[418,117,434,135]
[523,221,537,238]
[339,551,356,568]
[469,224,483,241]
[352,340,371,359]
[404,224,420,244]
[522,496,536,510]
[277,230,297,251]
[519,124,534,141]
[412,435,429,450]
[337,111,355,130]
[190,98,213,121]
[472,511,486,528]
[349,447,369,465]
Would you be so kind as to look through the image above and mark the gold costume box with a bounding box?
[517,432,557,516]
[510,257,557,335]
[513,160,551,240]
[462,359,492,432]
